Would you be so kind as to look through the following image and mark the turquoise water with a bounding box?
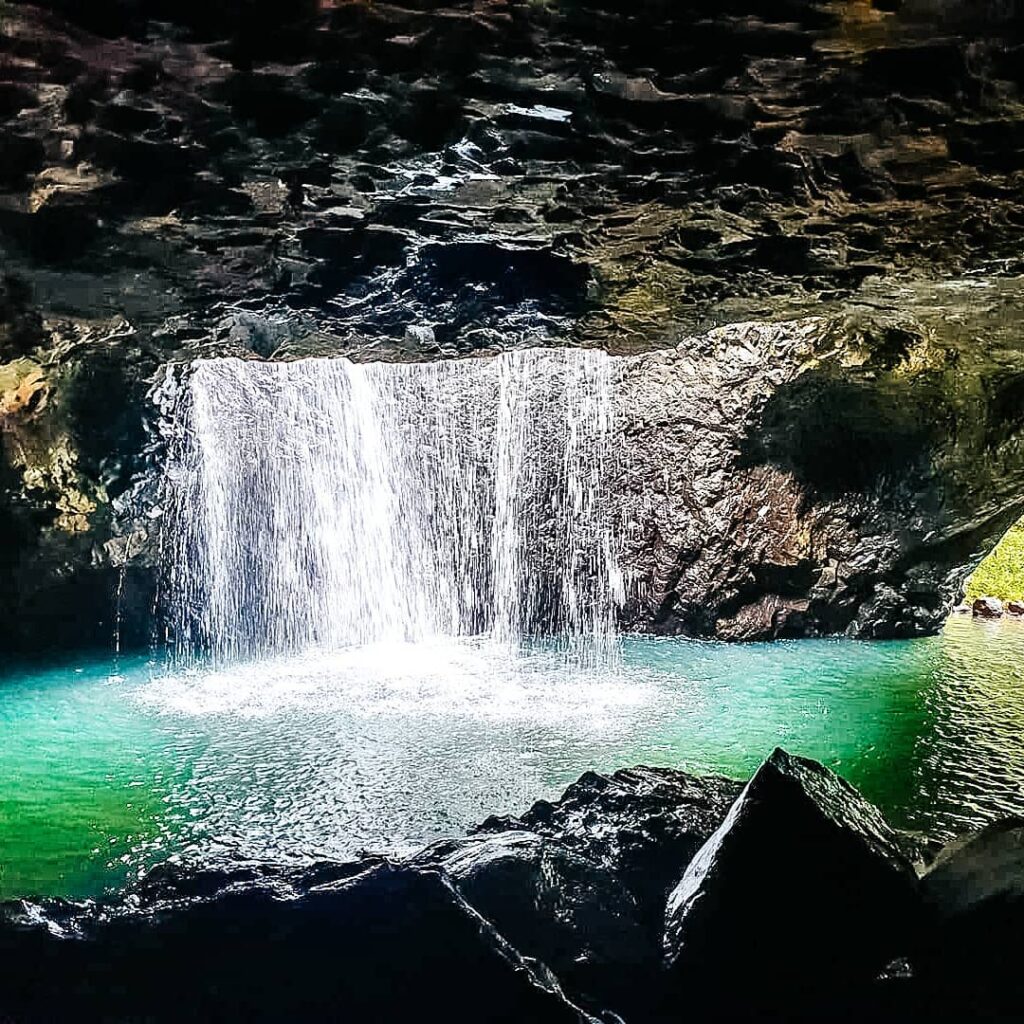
[2,616,1023,900]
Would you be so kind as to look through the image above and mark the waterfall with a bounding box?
[159,349,623,663]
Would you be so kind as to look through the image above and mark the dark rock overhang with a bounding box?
[2,0,1024,651]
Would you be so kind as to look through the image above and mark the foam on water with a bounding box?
[4,620,1024,899]
[139,637,650,723]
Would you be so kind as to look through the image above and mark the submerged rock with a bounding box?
[1006,600,1024,616]
[663,749,920,1014]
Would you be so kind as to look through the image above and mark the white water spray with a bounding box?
[160,349,622,663]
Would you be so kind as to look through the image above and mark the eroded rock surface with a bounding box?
[3,0,1024,647]
[617,312,1024,639]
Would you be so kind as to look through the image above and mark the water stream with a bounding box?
[161,351,622,662]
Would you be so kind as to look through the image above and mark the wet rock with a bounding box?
[0,132,45,186]
[1005,600,1024,616]
[414,831,656,1016]
[664,749,920,1015]
[478,766,742,938]
[0,860,593,1023]
[916,819,1024,1017]
[404,324,437,349]
[616,318,1024,642]
[3,0,1024,648]
[972,596,1004,618]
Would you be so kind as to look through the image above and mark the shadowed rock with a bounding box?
[664,749,921,1016]
[0,859,594,1023]
[414,831,657,1017]
[916,819,1024,1018]
[1,760,1021,1024]
[478,765,743,938]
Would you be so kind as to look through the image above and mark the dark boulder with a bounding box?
[414,830,656,1017]
[477,766,742,937]
[0,859,594,1023]
[1005,600,1024,616]
[663,749,921,1017]
[916,819,1024,1017]
[5,1,1024,649]
[972,596,1004,617]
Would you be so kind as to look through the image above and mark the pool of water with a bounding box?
[2,616,1023,900]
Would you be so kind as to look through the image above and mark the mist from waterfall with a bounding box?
[160,349,623,664]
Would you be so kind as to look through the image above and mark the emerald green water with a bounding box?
[2,616,1023,901]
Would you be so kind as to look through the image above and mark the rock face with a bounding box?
[3,0,1024,648]
[972,595,1004,617]
[477,765,743,936]
[664,749,920,1012]
[916,819,1024,1018]
[616,314,1024,640]
[0,859,594,1023]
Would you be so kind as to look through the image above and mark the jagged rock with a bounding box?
[916,819,1024,1017]
[663,749,920,1015]
[0,859,594,1023]
[972,596,1004,618]
[3,0,1024,648]
[413,831,657,1016]
[477,766,742,937]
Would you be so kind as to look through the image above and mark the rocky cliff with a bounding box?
[2,0,1024,648]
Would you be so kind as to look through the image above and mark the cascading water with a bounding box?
[159,349,623,663]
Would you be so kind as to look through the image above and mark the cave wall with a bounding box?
[2,0,1024,650]
[618,309,1024,640]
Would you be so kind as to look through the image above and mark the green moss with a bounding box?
[965,518,1024,602]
